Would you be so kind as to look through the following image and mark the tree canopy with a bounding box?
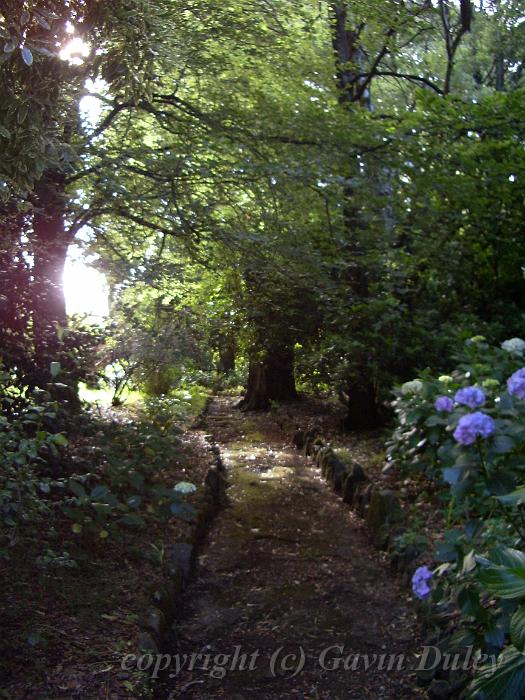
[3,2,525,696]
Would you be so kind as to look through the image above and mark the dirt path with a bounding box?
[155,397,424,699]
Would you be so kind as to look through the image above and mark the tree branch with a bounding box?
[356,71,444,94]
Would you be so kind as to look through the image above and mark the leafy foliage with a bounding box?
[2,0,525,693]
[0,368,199,555]
[389,337,525,697]
[0,368,68,547]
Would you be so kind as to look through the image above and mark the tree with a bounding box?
[3,0,522,429]
[0,0,179,389]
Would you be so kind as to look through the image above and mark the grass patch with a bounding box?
[79,382,143,407]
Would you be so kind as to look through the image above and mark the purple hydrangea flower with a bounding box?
[435,396,454,413]
[412,566,433,599]
[453,411,496,446]
[507,368,525,401]
[454,386,486,408]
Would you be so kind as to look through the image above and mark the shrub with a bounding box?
[0,368,68,549]
[0,365,198,556]
[388,337,525,698]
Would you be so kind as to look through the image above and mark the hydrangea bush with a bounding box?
[388,337,525,698]
[387,336,525,492]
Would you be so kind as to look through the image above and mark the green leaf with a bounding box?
[90,485,110,500]
[126,495,142,509]
[499,394,515,411]
[490,549,525,569]
[39,481,51,494]
[50,361,61,378]
[462,549,477,574]
[92,503,111,517]
[72,523,82,534]
[35,14,51,30]
[170,502,197,521]
[468,646,525,700]
[27,632,47,647]
[20,47,33,66]
[69,479,87,499]
[485,623,506,649]
[454,451,474,468]
[487,471,517,496]
[33,46,56,58]
[128,471,145,490]
[425,415,447,427]
[52,433,68,447]
[458,585,482,617]
[17,104,28,124]
[0,125,11,139]
[498,487,525,507]
[120,513,145,527]
[443,466,462,485]
[511,606,525,651]
[492,435,516,455]
[478,565,525,599]
[435,542,459,562]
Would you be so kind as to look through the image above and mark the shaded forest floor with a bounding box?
[1,394,430,699]
[155,397,425,699]
[0,404,214,699]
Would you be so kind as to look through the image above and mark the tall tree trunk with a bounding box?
[240,345,297,411]
[494,0,505,93]
[343,383,384,430]
[31,172,72,388]
[331,6,385,428]
[217,335,236,374]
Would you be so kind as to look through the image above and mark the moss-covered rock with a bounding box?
[311,437,325,457]
[138,630,160,654]
[316,446,333,475]
[292,429,305,450]
[302,429,319,456]
[139,606,167,642]
[166,543,193,583]
[366,489,404,549]
[325,454,347,491]
[151,580,180,620]
[342,462,368,504]
[353,481,373,517]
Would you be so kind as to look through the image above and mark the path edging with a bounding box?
[133,399,229,695]
[292,427,409,563]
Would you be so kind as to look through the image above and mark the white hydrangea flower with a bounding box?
[438,375,453,385]
[482,378,500,390]
[501,337,525,356]
[174,481,197,494]
[401,379,424,396]
[468,335,486,344]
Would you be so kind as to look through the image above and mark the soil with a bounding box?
[154,397,426,700]
[2,395,429,699]
[0,407,214,700]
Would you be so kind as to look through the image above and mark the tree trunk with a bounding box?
[217,336,236,374]
[240,345,298,410]
[331,6,377,412]
[31,172,72,388]
[344,382,384,430]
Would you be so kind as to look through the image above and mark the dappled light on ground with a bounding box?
[155,398,424,699]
